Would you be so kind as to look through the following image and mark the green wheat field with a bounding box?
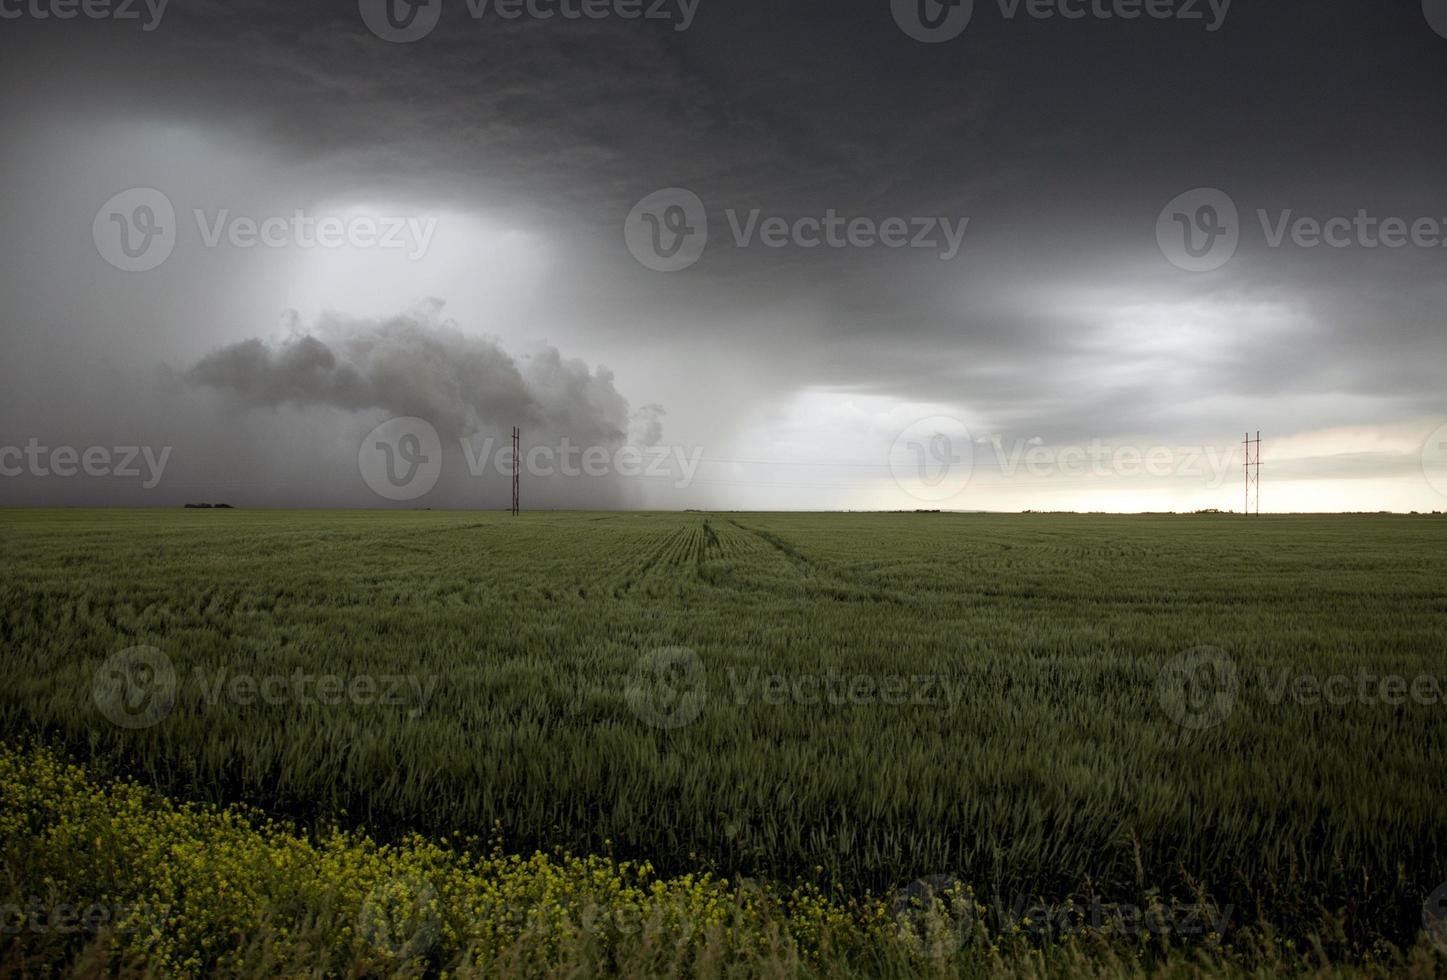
[1,508,1445,977]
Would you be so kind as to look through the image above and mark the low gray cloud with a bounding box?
[188,304,633,447]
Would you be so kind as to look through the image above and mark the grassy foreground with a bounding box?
[1,509,1445,973]
[0,743,1440,979]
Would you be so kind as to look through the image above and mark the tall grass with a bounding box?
[1,509,1443,952]
[0,743,1436,979]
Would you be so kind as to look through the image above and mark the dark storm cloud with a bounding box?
[188,306,632,445]
[1,0,1445,506]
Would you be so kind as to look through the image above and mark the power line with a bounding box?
[511,427,520,517]
[1243,431,1261,515]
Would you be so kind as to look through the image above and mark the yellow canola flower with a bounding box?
[0,743,897,978]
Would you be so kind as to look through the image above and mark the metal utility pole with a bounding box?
[1243,431,1261,515]
[511,427,520,516]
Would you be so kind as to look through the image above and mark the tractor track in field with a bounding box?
[598,519,920,605]
[728,522,813,572]
[723,520,916,605]
[610,522,703,598]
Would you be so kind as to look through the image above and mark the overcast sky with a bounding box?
[2,0,1445,511]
